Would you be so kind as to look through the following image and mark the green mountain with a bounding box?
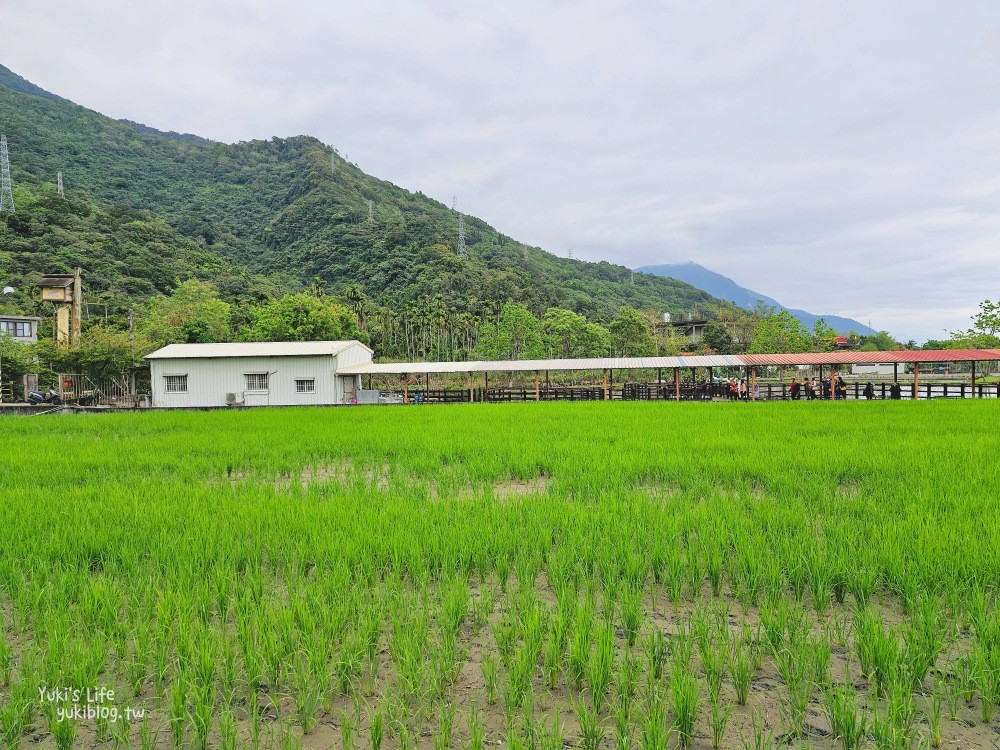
[0,63,718,323]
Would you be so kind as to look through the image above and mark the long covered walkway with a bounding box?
[338,349,1000,404]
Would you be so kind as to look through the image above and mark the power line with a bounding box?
[0,135,13,213]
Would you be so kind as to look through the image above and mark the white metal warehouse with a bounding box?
[146,341,373,408]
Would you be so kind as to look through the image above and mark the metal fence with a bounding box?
[377,380,999,404]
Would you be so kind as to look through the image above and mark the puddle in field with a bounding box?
[491,475,551,498]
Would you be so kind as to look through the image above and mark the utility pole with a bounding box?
[0,135,14,213]
[71,268,82,345]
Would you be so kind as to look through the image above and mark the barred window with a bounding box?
[163,375,188,393]
[295,378,315,393]
[245,373,269,392]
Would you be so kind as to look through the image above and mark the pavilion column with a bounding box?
[469,373,474,403]
[913,363,919,400]
[546,371,550,399]
[603,369,609,401]
[484,371,489,401]
[535,370,540,401]
[403,378,408,405]
[751,367,757,401]
[972,361,977,398]
[425,374,430,393]
[830,365,836,401]
[674,368,680,402]
[657,368,662,385]
[893,362,899,383]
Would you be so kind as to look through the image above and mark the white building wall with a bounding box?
[150,354,345,408]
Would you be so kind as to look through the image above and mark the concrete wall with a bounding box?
[149,344,371,408]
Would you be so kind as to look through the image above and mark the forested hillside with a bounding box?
[0,63,718,322]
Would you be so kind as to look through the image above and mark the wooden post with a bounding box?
[546,371,550,399]
[403,378,408,405]
[425,373,430,393]
[368,374,372,390]
[830,366,836,401]
[657,368,662,385]
[972,361,977,398]
[484,371,489,401]
[535,370,540,401]
[913,363,919,400]
[893,362,898,383]
[751,367,757,401]
[674,368,680,402]
[603,369,609,401]
[469,372,474,403]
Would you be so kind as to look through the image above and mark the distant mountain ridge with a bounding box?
[637,262,875,336]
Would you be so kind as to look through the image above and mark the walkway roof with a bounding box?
[337,349,1000,376]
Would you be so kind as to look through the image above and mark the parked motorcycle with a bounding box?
[27,388,62,406]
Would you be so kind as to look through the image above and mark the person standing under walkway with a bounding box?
[863,381,875,400]
[790,378,800,400]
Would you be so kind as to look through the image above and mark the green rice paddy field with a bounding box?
[1,401,999,750]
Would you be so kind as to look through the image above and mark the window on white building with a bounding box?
[164,374,188,393]
[245,373,269,392]
[295,378,316,393]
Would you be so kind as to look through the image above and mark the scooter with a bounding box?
[27,388,62,406]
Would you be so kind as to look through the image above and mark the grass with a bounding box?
[0,400,998,748]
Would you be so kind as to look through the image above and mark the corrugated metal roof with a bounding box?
[338,349,1000,375]
[741,349,1000,366]
[338,354,746,375]
[145,340,372,360]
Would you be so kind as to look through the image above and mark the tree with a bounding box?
[812,319,838,352]
[951,299,1000,348]
[474,303,544,360]
[608,307,656,357]
[540,308,610,358]
[242,294,366,343]
[749,311,813,354]
[141,280,231,346]
[701,320,737,354]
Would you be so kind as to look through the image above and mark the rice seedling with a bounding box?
[466,704,485,750]
[620,583,644,648]
[139,713,158,750]
[369,702,385,750]
[823,678,869,750]
[708,695,732,749]
[731,640,754,705]
[670,669,700,749]
[645,629,668,683]
[539,709,565,750]
[588,621,616,711]
[218,704,238,750]
[739,711,775,750]
[574,696,606,750]
[925,685,943,749]
[49,706,77,750]
[168,677,187,748]
[613,698,631,750]
[639,695,669,750]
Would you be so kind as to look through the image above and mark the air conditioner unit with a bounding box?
[225,393,237,405]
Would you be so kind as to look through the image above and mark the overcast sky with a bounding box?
[5,1,1000,341]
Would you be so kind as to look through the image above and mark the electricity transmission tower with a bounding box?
[452,197,467,258]
[367,200,374,223]
[0,135,13,213]
[567,248,573,259]
[57,172,65,198]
